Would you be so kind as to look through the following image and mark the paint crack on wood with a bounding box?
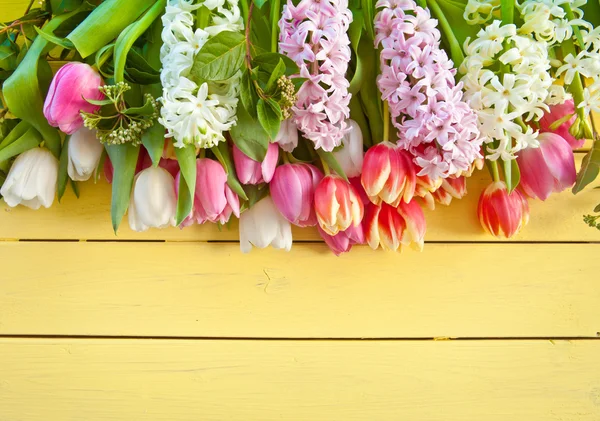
[263,268,272,294]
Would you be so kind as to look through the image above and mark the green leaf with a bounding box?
[348,9,364,52]
[113,0,165,83]
[0,120,31,150]
[67,0,156,58]
[174,144,197,226]
[316,148,349,182]
[0,46,16,62]
[242,184,269,210]
[85,98,115,107]
[573,137,600,194]
[253,52,299,77]
[240,70,259,118]
[142,122,165,167]
[582,0,600,28]
[265,58,286,92]
[253,0,267,8]
[361,0,375,40]
[54,0,84,14]
[122,100,155,116]
[3,6,87,159]
[57,135,71,202]
[230,103,269,161]
[33,26,75,49]
[189,31,246,83]
[105,143,140,233]
[211,142,249,201]
[594,203,600,213]
[257,98,281,141]
[0,126,43,163]
[502,158,520,193]
[357,37,383,144]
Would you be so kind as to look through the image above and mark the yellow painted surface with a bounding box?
[2,0,600,419]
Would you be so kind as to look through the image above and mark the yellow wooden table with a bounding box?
[2,2,600,420]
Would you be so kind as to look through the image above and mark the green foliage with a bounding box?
[0,122,43,163]
[502,157,521,193]
[174,144,197,226]
[257,98,281,140]
[57,135,71,201]
[190,31,247,83]
[230,103,270,162]
[573,136,600,194]
[316,148,349,182]
[106,143,140,233]
[211,142,249,201]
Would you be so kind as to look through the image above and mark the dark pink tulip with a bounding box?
[270,163,323,227]
[318,224,365,256]
[233,143,279,184]
[538,99,584,149]
[43,62,105,134]
[517,133,576,201]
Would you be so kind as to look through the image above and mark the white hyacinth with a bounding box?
[160,0,243,149]
[460,21,554,161]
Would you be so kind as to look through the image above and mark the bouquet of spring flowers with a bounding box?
[0,0,598,255]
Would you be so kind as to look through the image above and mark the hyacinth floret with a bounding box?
[278,0,353,152]
[374,0,483,180]
[160,0,243,149]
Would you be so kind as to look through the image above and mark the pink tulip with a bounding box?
[233,143,279,184]
[314,175,364,236]
[43,62,105,134]
[432,176,467,206]
[361,141,416,206]
[538,99,584,149]
[318,224,365,256]
[478,181,529,238]
[270,163,323,227]
[364,199,426,252]
[177,158,240,226]
[517,133,576,201]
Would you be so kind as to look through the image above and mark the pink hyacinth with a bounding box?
[374,0,483,179]
[279,0,352,151]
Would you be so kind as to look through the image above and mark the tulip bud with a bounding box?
[270,163,323,227]
[43,62,105,134]
[318,224,365,256]
[67,127,104,181]
[128,167,177,232]
[364,200,426,251]
[361,142,416,206]
[1,147,59,209]
[233,143,279,185]
[333,119,364,178]
[314,175,364,236]
[517,133,576,201]
[478,181,529,238]
[239,196,293,253]
[539,99,584,149]
[178,158,240,226]
[273,118,298,152]
[432,176,467,206]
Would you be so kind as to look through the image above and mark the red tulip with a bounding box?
[43,62,104,134]
[364,199,426,251]
[361,141,416,206]
[478,181,529,238]
[314,175,364,236]
[517,133,576,201]
[432,176,467,206]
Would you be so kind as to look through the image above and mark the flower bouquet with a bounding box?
[0,0,598,254]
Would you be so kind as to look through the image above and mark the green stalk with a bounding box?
[270,0,281,53]
[240,0,249,27]
[488,159,500,182]
[427,0,464,67]
[562,3,585,48]
[383,101,390,143]
[500,0,515,25]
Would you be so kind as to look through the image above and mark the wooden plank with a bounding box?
[0,338,599,421]
[1,242,599,338]
[1,154,599,242]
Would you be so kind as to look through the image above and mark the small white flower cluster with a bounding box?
[518,0,600,118]
[464,0,500,25]
[518,0,586,45]
[160,0,244,149]
[460,21,554,161]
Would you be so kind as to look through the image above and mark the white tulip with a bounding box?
[68,127,104,181]
[333,119,364,177]
[273,118,298,153]
[128,167,177,232]
[239,196,292,253]
[1,147,58,209]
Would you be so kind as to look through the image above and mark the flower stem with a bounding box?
[270,0,280,53]
[321,157,331,175]
[427,0,465,67]
[382,100,390,143]
[489,160,501,182]
[500,0,515,25]
[245,2,254,69]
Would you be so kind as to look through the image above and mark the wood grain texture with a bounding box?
[1,155,599,241]
[1,242,599,338]
[0,338,599,421]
